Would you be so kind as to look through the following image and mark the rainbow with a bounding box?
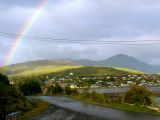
[3,0,48,66]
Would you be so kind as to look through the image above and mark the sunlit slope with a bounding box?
[0,60,143,78]
[9,65,82,77]
[112,67,143,74]
[49,66,139,76]
[0,60,80,76]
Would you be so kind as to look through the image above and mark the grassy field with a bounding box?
[7,66,144,80]
[9,65,82,77]
[0,60,79,75]
[0,60,144,80]
[112,67,143,74]
[49,66,139,77]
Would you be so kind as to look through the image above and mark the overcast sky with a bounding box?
[1,0,160,66]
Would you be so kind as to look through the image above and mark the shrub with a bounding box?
[19,80,42,95]
[47,83,63,95]
[0,73,10,85]
[124,85,152,105]
[65,86,71,95]
[0,73,34,119]
[71,88,78,96]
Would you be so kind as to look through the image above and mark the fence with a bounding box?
[6,111,21,120]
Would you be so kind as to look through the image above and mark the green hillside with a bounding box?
[0,60,143,79]
[0,60,79,76]
[47,66,136,76]
[112,67,143,74]
[9,65,82,78]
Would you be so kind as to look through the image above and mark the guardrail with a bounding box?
[6,111,21,120]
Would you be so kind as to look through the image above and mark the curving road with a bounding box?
[29,96,160,120]
[29,105,104,120]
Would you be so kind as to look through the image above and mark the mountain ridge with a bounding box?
[0,54,160,73]
[72,54,160,73]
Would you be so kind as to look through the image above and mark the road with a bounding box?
[30,104,105,120]
[29,96,160,120]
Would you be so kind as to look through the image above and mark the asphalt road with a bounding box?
[29,96,160,120]
[29,104,105,120]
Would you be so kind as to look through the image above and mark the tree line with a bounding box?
[0,73,34,119]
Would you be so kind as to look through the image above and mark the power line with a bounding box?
[1,32,160,42]
[0,32,160,45]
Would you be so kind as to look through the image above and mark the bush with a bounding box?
[19,80,42,95]
[71,88,78,96]
[0,73,34,120]
[65,86,71,95]
[0,73,10,85]
[47,83,63,95]
[124,85,152,105]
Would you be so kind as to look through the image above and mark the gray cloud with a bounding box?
[0,0,45,7]
[1,0,160,66]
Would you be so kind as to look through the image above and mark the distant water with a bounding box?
[78,87,160,105]
[78,86,160,93]
[156,97,160,105]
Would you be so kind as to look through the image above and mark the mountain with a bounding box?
[73,54,160,73]
[0,54,159,75]
[73,59,97,66]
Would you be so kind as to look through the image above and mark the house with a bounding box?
[127,81,133,84]
[106,82,114,86]
[70,73,74,76]
[121,83,129,87]
[59,78,65,81]
[70,84,77,89]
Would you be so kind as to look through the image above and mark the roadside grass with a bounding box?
[20,99,49,120]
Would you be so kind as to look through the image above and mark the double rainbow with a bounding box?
[3,0,48,66]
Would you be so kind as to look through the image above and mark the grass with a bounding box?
[112,67,144,74]
[8,66,141,80]
[20,99,49,120]
[9,65,82,77]
[49,66,135,77]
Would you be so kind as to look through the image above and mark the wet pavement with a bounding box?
[29,96,160,120]
[29,104,104,120]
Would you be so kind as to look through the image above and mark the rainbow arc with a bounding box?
[3,0,48,66]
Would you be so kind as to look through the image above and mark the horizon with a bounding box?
[0,53,157,67]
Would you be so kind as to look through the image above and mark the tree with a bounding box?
[124,85,152,105]
[65,86,71,95]
[0,73,10,85]
[0,73,33,119]
[19,80,42,95]
[47,83,63,95]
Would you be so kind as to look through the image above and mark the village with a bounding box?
[40,73,160,89]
